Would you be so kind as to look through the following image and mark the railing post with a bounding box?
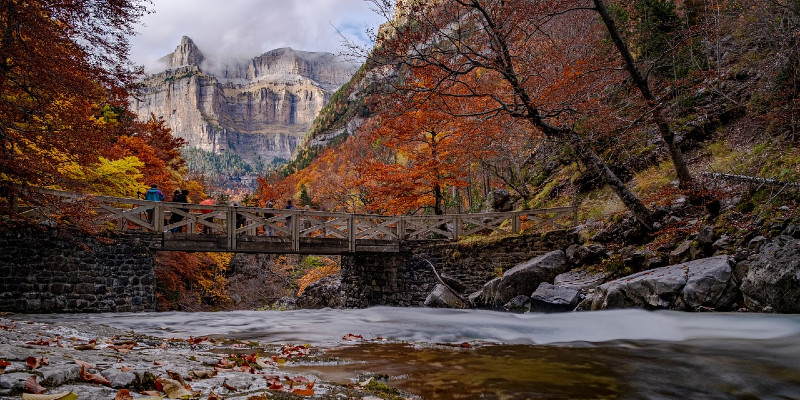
[348,214,356,252]
[398,217,406,241]
[153,205,163,232]
[512,212,520,233]
[227,206,236,251]
[454,215,461,241]
[291,210,300,253]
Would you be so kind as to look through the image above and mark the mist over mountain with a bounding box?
[130,36,358,185]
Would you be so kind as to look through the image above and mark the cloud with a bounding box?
[130,0,388,72]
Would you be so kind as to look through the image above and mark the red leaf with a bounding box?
[268,383,283,390]
[114,389,134,400]
[187,336,208,345]
[207,389,222,400]
[24,375,46,394]
[0,359,11,368]
[80,366,111,386]
[26,356,49,370]
[222,380,238,392]
[460,342,473,348]
[292,388,315,396]
[74,359,94,370]
[342,333,363,341]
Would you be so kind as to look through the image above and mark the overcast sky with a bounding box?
[129,0,389,72]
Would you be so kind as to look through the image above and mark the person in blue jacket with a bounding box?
[144,184,165,225]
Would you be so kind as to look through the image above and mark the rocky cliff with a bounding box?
[130,36,358,181]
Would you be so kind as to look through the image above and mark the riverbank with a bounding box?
[4,309,800,399]
[0,315,414,400]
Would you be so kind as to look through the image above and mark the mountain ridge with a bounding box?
[130,36,358,184]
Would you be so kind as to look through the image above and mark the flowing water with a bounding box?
[25,308,800,399]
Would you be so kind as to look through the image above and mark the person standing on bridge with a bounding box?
[144,184,164,225]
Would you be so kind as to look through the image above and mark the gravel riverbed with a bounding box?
[0,316,410,400]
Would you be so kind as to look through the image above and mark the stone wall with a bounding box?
[0,227,160,313]
[341,230,580,307]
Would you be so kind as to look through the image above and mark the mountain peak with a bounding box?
[164,36,205,68]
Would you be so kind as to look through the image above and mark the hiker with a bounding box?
[169,189,189,232]
[144,184,164,225]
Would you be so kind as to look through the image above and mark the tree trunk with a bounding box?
[567,132,654,228]
[593,0,694,188]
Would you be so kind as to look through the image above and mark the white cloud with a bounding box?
[130,0,388,72]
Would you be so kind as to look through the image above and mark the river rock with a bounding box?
[425,284,466,309]
[669,240,693,264]
[41,365,81,386]
[740,236,800,313]
[296,275,343,309]
[529,283,580,312]
[101,368,137,388]
[553,270,609,291]
[503,295,531,312]
[0,372,29,391]
[590,255,738,311]
[469,250,568,309]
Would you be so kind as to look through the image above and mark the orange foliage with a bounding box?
[296,264,341,296]
[155,252,231,310]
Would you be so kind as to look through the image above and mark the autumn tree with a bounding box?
[0,0,149,211]
[366,0,656,226]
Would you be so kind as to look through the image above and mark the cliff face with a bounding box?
[130,36,357,179]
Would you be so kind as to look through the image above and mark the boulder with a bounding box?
[424,284,466,308]
[553,270,609,291]
[530,283,581,312]
[740,236,800,313]
[487,189,514,212]
[569,244,607,266]
[503,295,531,313]
[590,255,739,311]
[669,240,693,264]
[469,250,568,309]
[295,276,343,309]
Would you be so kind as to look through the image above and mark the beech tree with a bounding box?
[0,0,149,211]
[367,0,655,226]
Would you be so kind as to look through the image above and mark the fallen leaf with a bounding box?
[73,359,94,370]
[22,392,78,400]
[189,370,216,379]
[114,389,134,400]
[158,342,168,349]
[0,323,16,331]
[222,379,237,392]
[74,343,97,350]
[80,366,111,386]
[460,342,473,348]
[342,333,364,341]
[167,370,187,386]
[159,378,194,399]
[0,359,11,368]
[153,360,165,366]
[187,336,208,345]
[291,388,315,396]
[120,366,132,372]
[24,375,46,394]
[206,389,222,400]
[141,390,161,397]
[268,383,283,390]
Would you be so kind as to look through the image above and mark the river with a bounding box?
[26,308,800,399]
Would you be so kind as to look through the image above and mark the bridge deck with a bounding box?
[18,189,578,254]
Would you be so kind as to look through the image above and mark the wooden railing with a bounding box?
[19,189,579,254]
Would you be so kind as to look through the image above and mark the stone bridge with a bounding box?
[0,190,579,312]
